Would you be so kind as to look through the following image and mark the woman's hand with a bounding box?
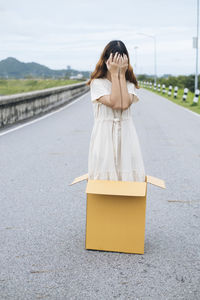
[106,52,121,75]
[119,54,128,75]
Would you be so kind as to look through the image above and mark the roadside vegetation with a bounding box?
[138,74,200,115]
[0,78,84,96]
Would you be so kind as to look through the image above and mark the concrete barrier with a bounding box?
[0,81,89,129]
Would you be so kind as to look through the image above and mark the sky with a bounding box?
[0,0,199,76]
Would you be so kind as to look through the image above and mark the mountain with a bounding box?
[0,57,90,79]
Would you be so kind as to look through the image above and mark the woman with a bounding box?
[86,40,145,182]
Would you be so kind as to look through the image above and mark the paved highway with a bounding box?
[0,88,200,299]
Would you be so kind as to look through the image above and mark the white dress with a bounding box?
[88,78,146,182]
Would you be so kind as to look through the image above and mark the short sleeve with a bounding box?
[90,79,110,103]
[127,81,139,103]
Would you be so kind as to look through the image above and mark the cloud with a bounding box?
[0,0,198,75]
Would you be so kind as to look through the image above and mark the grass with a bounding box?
[142,86,200,115]
[0,78,84,96]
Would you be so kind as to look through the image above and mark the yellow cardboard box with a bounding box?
[69,174,166,254]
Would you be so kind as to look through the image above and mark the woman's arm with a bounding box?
[119,72,132,110]
[94,52,122,110]
[98,53,132,110]
[119,54,132,110]
[109,72,122,109]
[94,75,122,109]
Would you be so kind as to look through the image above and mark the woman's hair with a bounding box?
[86,40,139,88]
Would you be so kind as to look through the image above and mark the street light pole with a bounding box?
[154,36,157,85]
[134,46,139,75]
[195,0,199,91]
[136,32,157,85]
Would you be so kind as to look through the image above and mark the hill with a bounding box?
[0,57,90,79]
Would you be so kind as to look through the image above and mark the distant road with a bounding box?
[0,88,200,299]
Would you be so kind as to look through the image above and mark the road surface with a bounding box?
[0,88,200,299]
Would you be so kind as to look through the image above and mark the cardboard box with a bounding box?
[69,174,166,254]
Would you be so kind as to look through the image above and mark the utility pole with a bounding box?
[194,0,199,91]
[134,46,139,75]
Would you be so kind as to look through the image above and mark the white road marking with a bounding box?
[1,89,199,137]
[0,92,89,137]
[172,100,200,117]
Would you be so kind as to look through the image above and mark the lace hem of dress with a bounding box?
[88,169,145,182]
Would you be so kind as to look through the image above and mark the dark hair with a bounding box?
[86,40,139,88]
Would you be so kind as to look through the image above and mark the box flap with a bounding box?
[146,175,166,189]
[86,179,147,197]
[69,173,88,185]
[69,173,166,190]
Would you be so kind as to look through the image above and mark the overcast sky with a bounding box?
[0,0,198,76]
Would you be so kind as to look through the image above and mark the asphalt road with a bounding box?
[0,88,200,300]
